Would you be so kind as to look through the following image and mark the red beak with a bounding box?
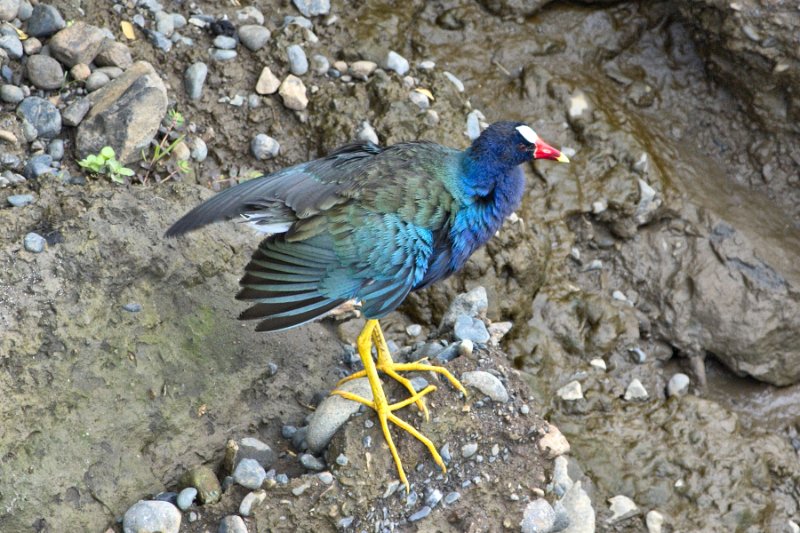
[534,139,570,163]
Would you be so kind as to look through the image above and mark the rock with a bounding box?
[453,315,490,344]
[608,495,638,523]
[236,6,264,25]
[189,138,207,161]
[25,4,65,37]
[444,491,460,505]
[251,134,280,160]
[0,84,24,104]
[409,90,430,110]
[47,139,64,160]
[238,25,270,51]
[213,35,237,50]
[123,303,142,313]
[667,373,690,397]
[552,455,572,497]
[122,500,181,533]
[299,453,325,471]
[184,62,208,100]
[560,481,595,533]
[62,97,92,126]
[8,194,34,207]
[589,358,606,371]
[556,380,583,401]
[95,40,133,69]
[23,232,47,254]
[85,71,110,92]
[292,0,330,17]
[15,0,29,19]
[306,378,373,453]
[179,465,221,504]
[443,71,465,92]
[461,371,509,402]
[624,379,648,401]
[0,35,22,59]
[49,22,106,67]
[538,423,570,458]
[487,321,512,344]
[278,74,308,111]
[232,458,267,489]
[0,0,19,21]
[408,506,432,522]
[238,437,276,468]
[17,97,61,139]
[465,110,483,139]
[76,61,168,164]
[210,49,236,61]
[310,54,329,76]
[255,67,281,95]
[461,442,478,458]
[646,510,664,533]
[239,490,266,517]
[318,471,334,484]
[385,51,409,75]
[287,44,308,76]
[356,121,379,145]
[218,515,248,533]
[521,498,556,533]
[70,63,91,82]
[147,30,172,52]
[154,12,174,36]
[349,60,377,80]
[21,36,41,55]
[175,487,196,511]
[440,287,488,331]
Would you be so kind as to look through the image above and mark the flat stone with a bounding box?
[557,380,584,401]
[0,35,22,59]
[25,4,65,37]
[608,495,638,523]
[49,21,106,67]
[122,500,181,533]
[538,423,570,458]
[238,25,270,51]
[213,35,237,50]
[76,61,167,164]
[255,67,280,95]
[8,194,34,207]
[61,97,92,126]
[461,371,509,402]
[278,74,308,111]
[238,437,276,468]
[17,97,61,139]
[520,498,556,533]
[292,0,330,17]
[95,39,133,68]
[306,377,373,453]
[184,62,207,100]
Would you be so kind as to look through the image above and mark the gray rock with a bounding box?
[123,303,142,313]
[667,373,690,397]
[218,515,248,533]
[461,442,478,458]
[0,84,23,104]
[176,487,197,511]
[552,456,572,497]
[0,35,22,59]
[560,481,595,533]
[21,37,40,57]
[623,379,648,401]
[76,61,168,164]
[409,90,430,110]
[123,500,181,533]
[155,11,174,36]
[286,44,308,76]
[444,491,460,504]
[49,21,106,67]
[349,60,377,80]
[521,498,556,533]
[210,48,236,61]
[385,51,409,75]
[453,315,490,344]
[239,490,266,517]
[23,232,45,253]
[85,71,110,92]
[441,286,488,331]
[335,453,348,466]
[408,505,431,522]
[61,97,92,126]
[443,71,465,92]
[15,0,30,20]
[255,67,280,95]
[461,371,509,402]
[238,437,276,468]
[299,453,325,471]
[189,137,207,161]
[552,500,571,532]
[147,30,171,52]
[425,489,442,508]
[94,66,124,79]
[557,380,584,401]
[23,154,52,178]
[278,74,308,110]
[184,62,208,100]
[95,40,133,69]
[213,35,237,50]
[275,473,289,484]
[0,0,19,21]
[318,471,334,484]
[171,13,187,29]
[356,121,378,145]
[8,194,33,207]
[238,25,270,51]
[251,134,280,160]
[306,378,373,453]
[47,139,64,160]
[646,510,664,533]
[608,495,638,523]
[25,4,65,37]
[292,0,330,17]
[236,6,264,25]
[232,458,267,489]
[310,54,329,75]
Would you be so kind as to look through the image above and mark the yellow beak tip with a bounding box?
[556,153,570,163]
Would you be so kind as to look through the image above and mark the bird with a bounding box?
[166,121,569,490]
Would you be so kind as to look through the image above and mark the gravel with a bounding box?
[441,286,488,330]
[279,74,308,110]
[122,303,142,313]
[287,44,308,75]
[213,35,237,50]
[444,491,461,505]
[556,380,584,401]
[210,48,236,61]
[461,442,478,458]
[238,437,276,468]
[122,500,181,533]
[238,25,270,51]
[424,488,443,508]
[299,453,325,471]
[255,66,281,95]
[408,505,432,522]
[251,133,280,160]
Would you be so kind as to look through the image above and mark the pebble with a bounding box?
[189,137,208,161]
[238,437,276,468]
[318,471,334,484]
[408,505,432,522]
[85,71,110,92]
[17,96,62,138]
[233,458,267,489]
[213,35,237,50]
[556,380,583,401]
[1,84,23,104]
[22,36,41,55]
[443,71,465,92]
[338,517,355,528]
[292,482,311,496]
[68,63,90,82]
[184,62,208,100]
[236,6,264,24]
[561,481,595,532]
[17,0,31,20]
[349,60,377,80]
[419,60,435,70]
[667,373,690,397]
[218,515,248,533]
[306,378,372,452]
[335,453,348,466]
[408,90,430,110]
[255,66,281,95]
[465,110,482,140]
[406,490,418,506]
[239,490,266,517]
[310,54,329,75]
[279,74,308,110]
[286,44,308,75]
[8,194,34,207]
[608,495,638,523]
[406,324,422,337]
[23,232,47,254]
[646,510,664,533]
[122,500,181,533]
[0,0,18,21]
[453,315,490,344]
[251,133,280,160]
[624,379,648,401]
[461,371,508,402]
[180,465,221,504]
[487,321,512,343]
[275,473,289,484]
[520,498,556,533]
[292,0,330,17]
[440,443,451,464]
[443,491,460,505]
[284,15,313,29]
[538,423,570,458]
[0,35,22,59]
[238,24,270,51]
[589,358,607,371]
[385,50,409,75]
[441,287,487,330]
[25,55,63,91]
[211,49,237,61]
[155,11,174,36]
[123,303,142,313]
[176,487,197,511]
[628,347,646,363]
[61,97,91,126]
[552,455,572,497]
[461,442,478,458]
[153,492,178,505]
[410,376,429,392]
[425,489,442,508]
[299,453,325,471]
[357,121,379,145]
[23,154,53,178]
[520,404,530,415]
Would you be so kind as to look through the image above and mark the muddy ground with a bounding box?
[2,0,800,532]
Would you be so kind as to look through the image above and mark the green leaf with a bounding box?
[117,167,135,177]
[100,146,116,159]
[109,173,126,184]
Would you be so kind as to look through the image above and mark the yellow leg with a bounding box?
[332,319,453,491]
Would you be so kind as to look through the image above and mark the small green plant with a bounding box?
[141,108,188,184]
[78,146,135,184]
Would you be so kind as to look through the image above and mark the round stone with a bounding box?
[0,84,24,104]
[232,458,267,489]
[213,35,237,50]
[175,487,197,511]
[251,133,280,160]
[85,71,110,92]
[238,24,269,51]
[461,371,509,403]
[286,44,308,76]
[218,515,248,533]
[16,96,61,138]
[8,194,34,207]
[122,500,181,533]
[667,373,690,397]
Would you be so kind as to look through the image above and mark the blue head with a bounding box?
[469,121,569,169]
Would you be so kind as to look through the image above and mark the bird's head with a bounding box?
[472,121,570,168]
